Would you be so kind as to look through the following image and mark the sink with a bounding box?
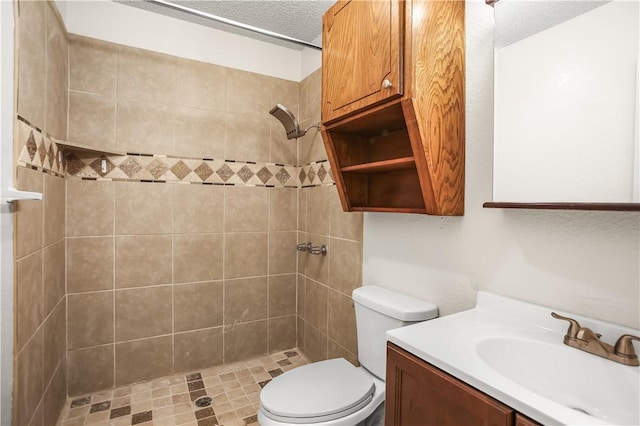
[477,337,640,425]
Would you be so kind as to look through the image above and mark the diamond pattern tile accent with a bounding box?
[307,167,316,183]
[171,160,191,180]
[256,167,273,184]
[147,158,169,179]
[89,156,116,177]
[47,144,55,169]
[317,164,327,182]
[298,168,307,185]
[66,153,86,176]
[237,165,255,183]
[216,163,234,182]
[37,139,47,165]
[275,168,291,185]
[118,157,143,178]
[194,162,214,181]
[26,132,37,161]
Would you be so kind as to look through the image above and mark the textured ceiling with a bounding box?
[119,0,334,50]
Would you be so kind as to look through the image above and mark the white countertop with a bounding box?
[386,291,640,425]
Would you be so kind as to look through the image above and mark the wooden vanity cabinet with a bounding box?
[321,0,465,215]
[386,343,542,426]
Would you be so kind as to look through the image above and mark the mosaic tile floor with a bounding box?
[58,349,309,426]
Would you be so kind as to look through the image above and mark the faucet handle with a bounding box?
[551,312,582,340]
[614,334,640,359]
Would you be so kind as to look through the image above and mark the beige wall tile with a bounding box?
[68,345,114,396]
[43,239,65,315]
[328,238,362,295]
[298,130,326,165]
[224,277,267,324]
[16,251,43,351]
[303,322,327,363]
[330,188,363,241]
[223,320,268,363]
[15,167,43,259]
[296,274,305,319]
[115,286,172,341]
[268,316,296,352]
[225,113,271,162]
[306,186,332,236]
[68,91,116,150]
[15,327,44,426]
[269,188,297,231]
[224,233,268,279]
[297,316,305,353]
[116,97,174,155]
[43,362,67,426]
[327,290,358,354]
[115,336,172,386]
[304,279,327,333]
[174,233,223,284]
[299,234,329,284]
[68,292,114,350]
[269,274,296,318]
[328,339,358,367]
[176,58,226,111]
[17,0,46,128]
[69,36,117,96]
[115,235,172,288]
[174,328,223,373]
[43,173,65,245]
[298,189,307,232]
[226,68,271,116]
[269,78,299,165]
[45,3,68,139]
[67,237,113,293]
[270,78,299,119]
[66,179,114,237]
[115,182,172,235]
[269,231,297,274]
[173,184,224,234]
[117,46,176,105]
[43,301,66,387]
[269,120,297,165]
[174,281,223,332]
[224,186,268,232]
[174,106,225,159]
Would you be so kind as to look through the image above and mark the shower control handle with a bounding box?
[382,79,392,89]
[297,242,312,253]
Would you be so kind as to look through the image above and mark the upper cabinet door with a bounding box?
[322,0,403,124]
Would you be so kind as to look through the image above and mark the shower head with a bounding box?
[270,104,320,140]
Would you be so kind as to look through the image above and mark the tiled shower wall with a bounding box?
[65,36,301,396]
[13,1,68,425]
[296,71,364,365]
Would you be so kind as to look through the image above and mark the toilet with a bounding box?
[258,285,438,426]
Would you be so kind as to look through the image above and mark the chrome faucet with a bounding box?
[551,312,639,366]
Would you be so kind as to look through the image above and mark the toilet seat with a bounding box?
[260,358,375,424]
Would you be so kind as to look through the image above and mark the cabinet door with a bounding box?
[386,343,514,426]
[321,0,403,124]
[515,413,542,426]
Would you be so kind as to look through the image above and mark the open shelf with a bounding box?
[341,157,416,173]
[483,202,640,211]
[351,206,427,214]
[55,139,124,156]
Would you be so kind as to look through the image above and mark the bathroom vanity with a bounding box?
[385,292,640,425]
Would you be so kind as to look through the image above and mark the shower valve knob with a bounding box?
[382,79,392,89]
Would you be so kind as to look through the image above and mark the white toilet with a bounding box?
[258,285,438,426]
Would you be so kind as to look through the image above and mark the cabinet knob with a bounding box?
[382,79,393,89]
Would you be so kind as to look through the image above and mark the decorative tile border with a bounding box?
[15,117,335,188]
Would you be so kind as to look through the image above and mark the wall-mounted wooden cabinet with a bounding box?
[321,0,465,215]
[386,343,542,426]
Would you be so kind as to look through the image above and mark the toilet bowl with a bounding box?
[258,286,438,426]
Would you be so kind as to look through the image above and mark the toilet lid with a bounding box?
[260,358,375,423]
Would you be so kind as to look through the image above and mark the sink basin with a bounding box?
[477,337,640,425]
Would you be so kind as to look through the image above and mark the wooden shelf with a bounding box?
[341,157,415,173]
[351,206,427,214]
[55,139,124,156]
[483,202,640,212]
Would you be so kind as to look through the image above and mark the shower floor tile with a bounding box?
[58,349,309,426]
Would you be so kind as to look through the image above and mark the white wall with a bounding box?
[363,0,640,329]
[61,0,322,82]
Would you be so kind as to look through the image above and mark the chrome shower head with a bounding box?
[269,104,320,140]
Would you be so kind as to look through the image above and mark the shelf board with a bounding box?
[351,206,427,214]
[341,156,416,174]
[55,139,124,156]
[483,202,640,212]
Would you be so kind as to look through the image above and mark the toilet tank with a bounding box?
[352,286,438,380]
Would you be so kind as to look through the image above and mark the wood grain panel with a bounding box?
[515,413,543,426]
[322,0,403,124]
[411,0,465,215]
